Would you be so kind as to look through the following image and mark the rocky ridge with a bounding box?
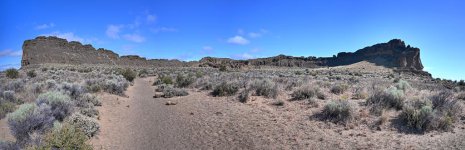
[21,36,424,71]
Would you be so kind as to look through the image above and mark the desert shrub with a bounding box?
[291,86,317,100]
[330,84,349,95]
[212,81,239,97]
[26,70,36,78]
[67,113,100,137]
[36,91,73,121]
[60,83,85,99]
[401,103,433,130]
[321,100,355,124]
[3,90,16,102]
[175,74,195,88]
[162,87,188,98]
[219,65,227,72]
[352,87,368,100]
[5,68,19,79]
[155,84,172,92]
[430,91,453,110]
[31,123,92,150]
[237,89,250,103]
[395,80,411,92]
[0,101,16,119]
[158,76,174,85]
[7,103,55,146]
[458,92,465,100]
[102,77,129,95]
[84,79,102,93]
[45,79,57,89]
[367,87,405,114]
[193,77,214,90]
[31,83,44,94]
[79,106,99,118]
[6,79,24,92]
[249,79,278,98]
[138,69,149,77]
[400,93,463,132]
[121,68,136,82]
[80,93,101,107]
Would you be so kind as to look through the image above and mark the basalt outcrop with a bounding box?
[21,36,191,67]
[199,39,424,70]
[21,36,424,71]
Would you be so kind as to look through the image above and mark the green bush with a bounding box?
[212,82,239,97]
[122,68,136,82]
[160,76,173,85]
[31,123,92,150]
[321,100,355,124]
[5,68,19,79]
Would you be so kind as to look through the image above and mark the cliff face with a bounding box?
[21,36,424,71]
[21,36,192,67]
[199,39,424,70]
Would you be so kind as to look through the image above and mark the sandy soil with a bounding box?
[91,76,465,149]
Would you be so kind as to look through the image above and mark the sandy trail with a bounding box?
[92,77,264,149]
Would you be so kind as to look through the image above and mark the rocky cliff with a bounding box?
[199,39,424,70]
[21,36,192,67]
[21,36,424,71]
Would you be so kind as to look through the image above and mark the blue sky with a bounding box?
[1,0,464,80]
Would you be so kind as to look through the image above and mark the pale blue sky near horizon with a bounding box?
[0,0,464,80]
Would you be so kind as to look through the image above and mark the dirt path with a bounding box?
[92,77,269,149]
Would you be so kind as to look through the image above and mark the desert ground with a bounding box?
[1,62,465,149]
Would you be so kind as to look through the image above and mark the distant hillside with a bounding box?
[21,36,423,71]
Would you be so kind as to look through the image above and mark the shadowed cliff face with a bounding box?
[21,36,424,70]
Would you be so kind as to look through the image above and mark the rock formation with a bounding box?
[21,36,192,67]
[21,36,424,71]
